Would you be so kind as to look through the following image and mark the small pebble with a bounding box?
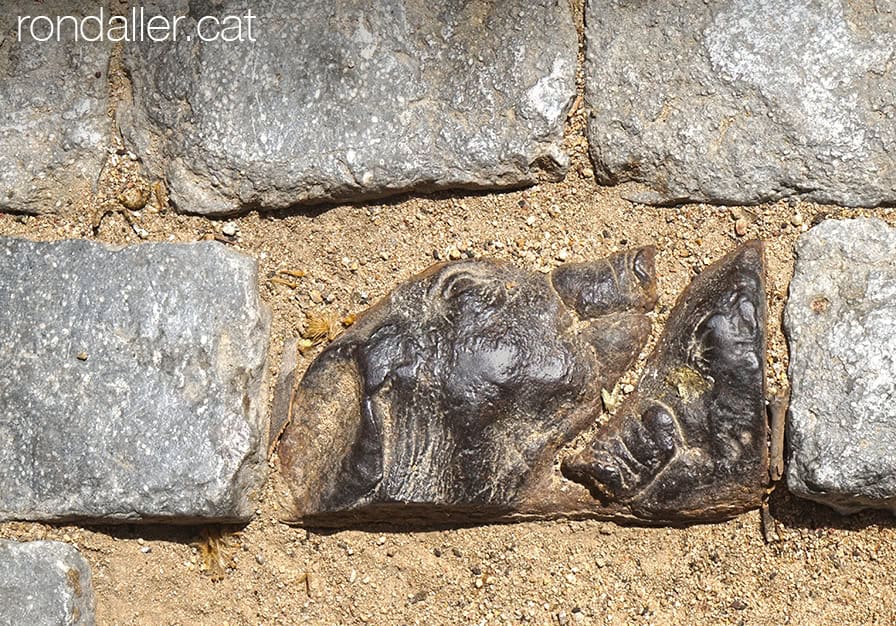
[791,212,804,227]
[222,222,238,237]
[448,248,462,260]
[118,186,149,211]
[734,217,749,237]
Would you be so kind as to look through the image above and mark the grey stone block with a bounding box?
[0,540,95,626]
[0,2,113,214]
[0,238,271,522]
[585,0,896,207]
[118,0,577,215]
[785,218,896,514]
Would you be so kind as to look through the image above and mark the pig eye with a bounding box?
[438,270,482,300]
[429,264,507,314]
[633,249,652,285]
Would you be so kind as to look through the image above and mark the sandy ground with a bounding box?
[3,2,896,623]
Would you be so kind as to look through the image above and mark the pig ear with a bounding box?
[558,247,657,390]
[580,310,652,386]
[550,246,657,319]
[276,345,380,521]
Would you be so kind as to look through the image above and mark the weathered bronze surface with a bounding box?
[278,243,768,526]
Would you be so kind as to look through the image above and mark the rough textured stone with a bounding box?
[1,2,112,214]
[786,218,896,514]
[119,0,577,215]
[270,337,299,456]
[0,540,95,626]
[0,238,271,522]
[278,250,658,525]
[585,0,896,207]
[563,242,769,522]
